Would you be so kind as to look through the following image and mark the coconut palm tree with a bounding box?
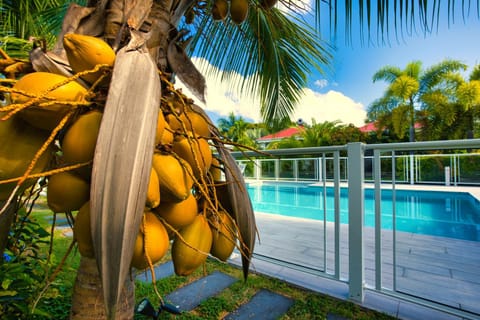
[420,64,480,140]
[2,1,480,319]
[369,59,467,141]
[217,112,256,146]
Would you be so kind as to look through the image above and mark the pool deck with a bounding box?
[229,210,480,320]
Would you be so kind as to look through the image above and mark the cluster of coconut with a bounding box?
[1,33,240,277]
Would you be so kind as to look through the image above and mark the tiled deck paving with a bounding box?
[230,211,480,319]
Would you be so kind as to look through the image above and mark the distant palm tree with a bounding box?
[460,65,480,138]
[415,64,480,141]
[217,112,257,148]
[301,120,341,147]
[370,59,467,141]
[0,0,80,46]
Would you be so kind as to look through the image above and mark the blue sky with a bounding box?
[314,10,480,109]
[178,2,480,127]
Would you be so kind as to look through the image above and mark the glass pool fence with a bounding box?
[229,139,480,320]
[237,151,480,186]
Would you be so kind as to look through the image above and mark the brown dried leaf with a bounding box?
[125,0,153,30]
[90,36,160,319]
[167,40,206,103]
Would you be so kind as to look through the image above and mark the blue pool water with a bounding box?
[247,182,480,241]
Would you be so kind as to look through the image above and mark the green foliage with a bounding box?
[216,112,263,149]
[267,120,366,149]
[0,208,51,318]
[0,203,78,320]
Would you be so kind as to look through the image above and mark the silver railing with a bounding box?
[230,138,480,319]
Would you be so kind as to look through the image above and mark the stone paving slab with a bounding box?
[136,261,175,282]
[224,289,294,320]
[165,271,237,312]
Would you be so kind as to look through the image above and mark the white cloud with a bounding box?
[314,79,328,88]
[175,58,366,127]
[292,89,367,127]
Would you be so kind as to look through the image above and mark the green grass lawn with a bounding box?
[29,205,395,320]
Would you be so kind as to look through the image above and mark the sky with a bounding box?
[177,2,480,128]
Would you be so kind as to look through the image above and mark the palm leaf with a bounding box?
[188,5,332,126]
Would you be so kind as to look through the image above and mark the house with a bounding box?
[256,126,305,149]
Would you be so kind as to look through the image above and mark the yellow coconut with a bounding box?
[171,214,212,276]
[209,157,222,182]
[154,193,197,230]
[157,121,174,146]
[172,134,212,180]
[209,210,237,261]
[0,114,53,200]
[184,111,211,137]
[73,201,95,258]
[166,110,210,138]
[47,171,90,213]
[212,0,229,21]
[154,111,166,146]
[152,153,193,202]
[146,168,161,209]
[131,211,170,270]
[63,33,116,85]
[11,72,88,131]
[230,0,249,24]
[62,110,102,164]
[165,112,184,132]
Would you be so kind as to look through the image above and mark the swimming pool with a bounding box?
[247,182,480,241]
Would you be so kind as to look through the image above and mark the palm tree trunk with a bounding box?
[70,257,135,320]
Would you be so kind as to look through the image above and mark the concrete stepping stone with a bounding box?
[136,261,175,282]
[165,271,237,312]
[224,289,294,320]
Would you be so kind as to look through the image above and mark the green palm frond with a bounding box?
[0,0,75,45]
[391,75,419,100]
[420,59,467,93]
[313,0,480,44]
[0,36,32,59]
[470,65,480,81]
[188,5,332,126]
[372,65,403,83]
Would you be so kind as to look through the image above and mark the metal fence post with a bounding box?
[347,142,365,302]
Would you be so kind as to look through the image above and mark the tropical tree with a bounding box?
[369,59,467,141]
[419,64,480,140]
[217,112,256,147]
[2,1,480,319]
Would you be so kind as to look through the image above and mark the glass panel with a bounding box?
[458,154,480,184]
[260,160,276,180]
[279,159,294,179]
[298,158,317,180]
